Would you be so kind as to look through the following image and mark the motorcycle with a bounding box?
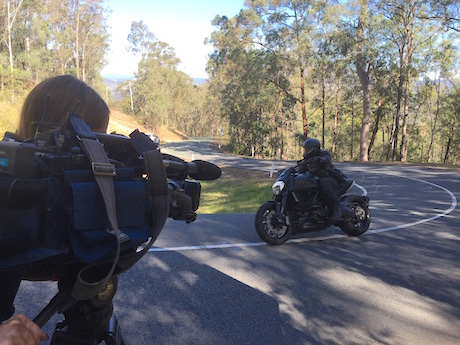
[255,167,371,245]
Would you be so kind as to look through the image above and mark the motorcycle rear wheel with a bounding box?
[339,195,371,236]
[255,201,292,245]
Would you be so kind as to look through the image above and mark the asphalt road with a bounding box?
[13,139,460,344]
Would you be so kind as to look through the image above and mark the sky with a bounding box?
[102,0,247,79]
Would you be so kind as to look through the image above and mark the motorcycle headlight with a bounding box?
[272,181,285,196]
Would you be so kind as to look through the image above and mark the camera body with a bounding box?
[0,140,36,178]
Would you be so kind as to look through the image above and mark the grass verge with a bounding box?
[198,167,276,214]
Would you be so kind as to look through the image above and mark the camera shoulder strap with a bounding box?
[90,130,170,278]
[68,115,121,302]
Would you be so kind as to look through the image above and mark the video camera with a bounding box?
[0,112,220,268]
[0,111,220,343]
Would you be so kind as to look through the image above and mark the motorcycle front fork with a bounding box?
[274,197,290,225]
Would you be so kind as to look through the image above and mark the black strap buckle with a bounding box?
[92,162,116,176]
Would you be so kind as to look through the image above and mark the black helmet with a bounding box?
[302,138,320,151]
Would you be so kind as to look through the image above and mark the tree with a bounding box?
[334,0,377,161]
[0,0,109,92]
[248,0,317,139]
[419,0,460,31]
[207,11,298,157]
[126,21,206,136]
[6,0,24,102]
[72,0,110,83]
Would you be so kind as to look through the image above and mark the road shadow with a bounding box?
[113,252,306,345]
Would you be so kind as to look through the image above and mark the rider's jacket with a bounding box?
[295,148,346,183]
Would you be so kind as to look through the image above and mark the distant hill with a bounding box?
[103,75,134,101]
[193,78,208,85]
[103,75,208,100]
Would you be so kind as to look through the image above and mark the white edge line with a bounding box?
[367,176,457,234]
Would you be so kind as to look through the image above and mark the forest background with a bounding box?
[1,0,460,165]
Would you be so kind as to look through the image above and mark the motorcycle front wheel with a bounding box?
[255,201,292,245]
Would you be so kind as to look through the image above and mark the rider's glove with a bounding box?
[295,164,307,173]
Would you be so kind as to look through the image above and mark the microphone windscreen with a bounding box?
[188,160,221,180]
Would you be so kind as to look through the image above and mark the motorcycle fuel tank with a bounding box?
[291,174,319,190]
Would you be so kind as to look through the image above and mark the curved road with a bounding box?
[14,139,460,345]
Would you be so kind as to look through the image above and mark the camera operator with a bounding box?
[0,75,111,342]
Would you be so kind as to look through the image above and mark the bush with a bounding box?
[0,94,23,137]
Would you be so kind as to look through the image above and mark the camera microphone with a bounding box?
[163,159,221,181]
[98,131,222,181]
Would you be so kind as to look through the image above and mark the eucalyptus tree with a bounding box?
[376,0,441,162]
[2,0,51,95]
[0,0,109,95]
[334,0,380,161]
[202,80,225,138]
[127,20,176,129]
[126,20,202,135]
[247,0,317,139]
[71,0,110,83]
[134,40,181,131]
[419,0,460,32]
[3,0,24,102]
[207,10,297,157]
[423,40,458,162]
[1,0,40,94]
[207,14,267,154]
[43,0,109,84]
[441,83,460,164]
[306,0,347,153]
[12,0,48,83]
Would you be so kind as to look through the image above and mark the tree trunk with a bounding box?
[6,0,27,101]
[392,64,404,161]
[368,98,384,159]
[350,100,354,160]
[444,132,452,164]
[76,0,80,79]
[400,69,410,162]
[332,80,340,158]
[428,76,441,162]
[357,67,371,162]
[400,8,415,162]
[300,66,307,139]
[321,65,326,148]
[355,0,370,162]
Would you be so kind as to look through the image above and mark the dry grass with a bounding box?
[108,110,186,143]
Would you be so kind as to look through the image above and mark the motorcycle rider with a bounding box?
[295,138,348,222]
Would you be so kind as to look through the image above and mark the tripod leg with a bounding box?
[105,314,128,345]
[33,289,73,328]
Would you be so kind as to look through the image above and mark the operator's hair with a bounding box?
[17,75,110,140]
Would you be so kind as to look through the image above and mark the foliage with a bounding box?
[204,0,460,164]
[206,12,298,159]
[121,21,222,138]
[0,0,110,103]
[3,1,460,166]
[0,93,23,136]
